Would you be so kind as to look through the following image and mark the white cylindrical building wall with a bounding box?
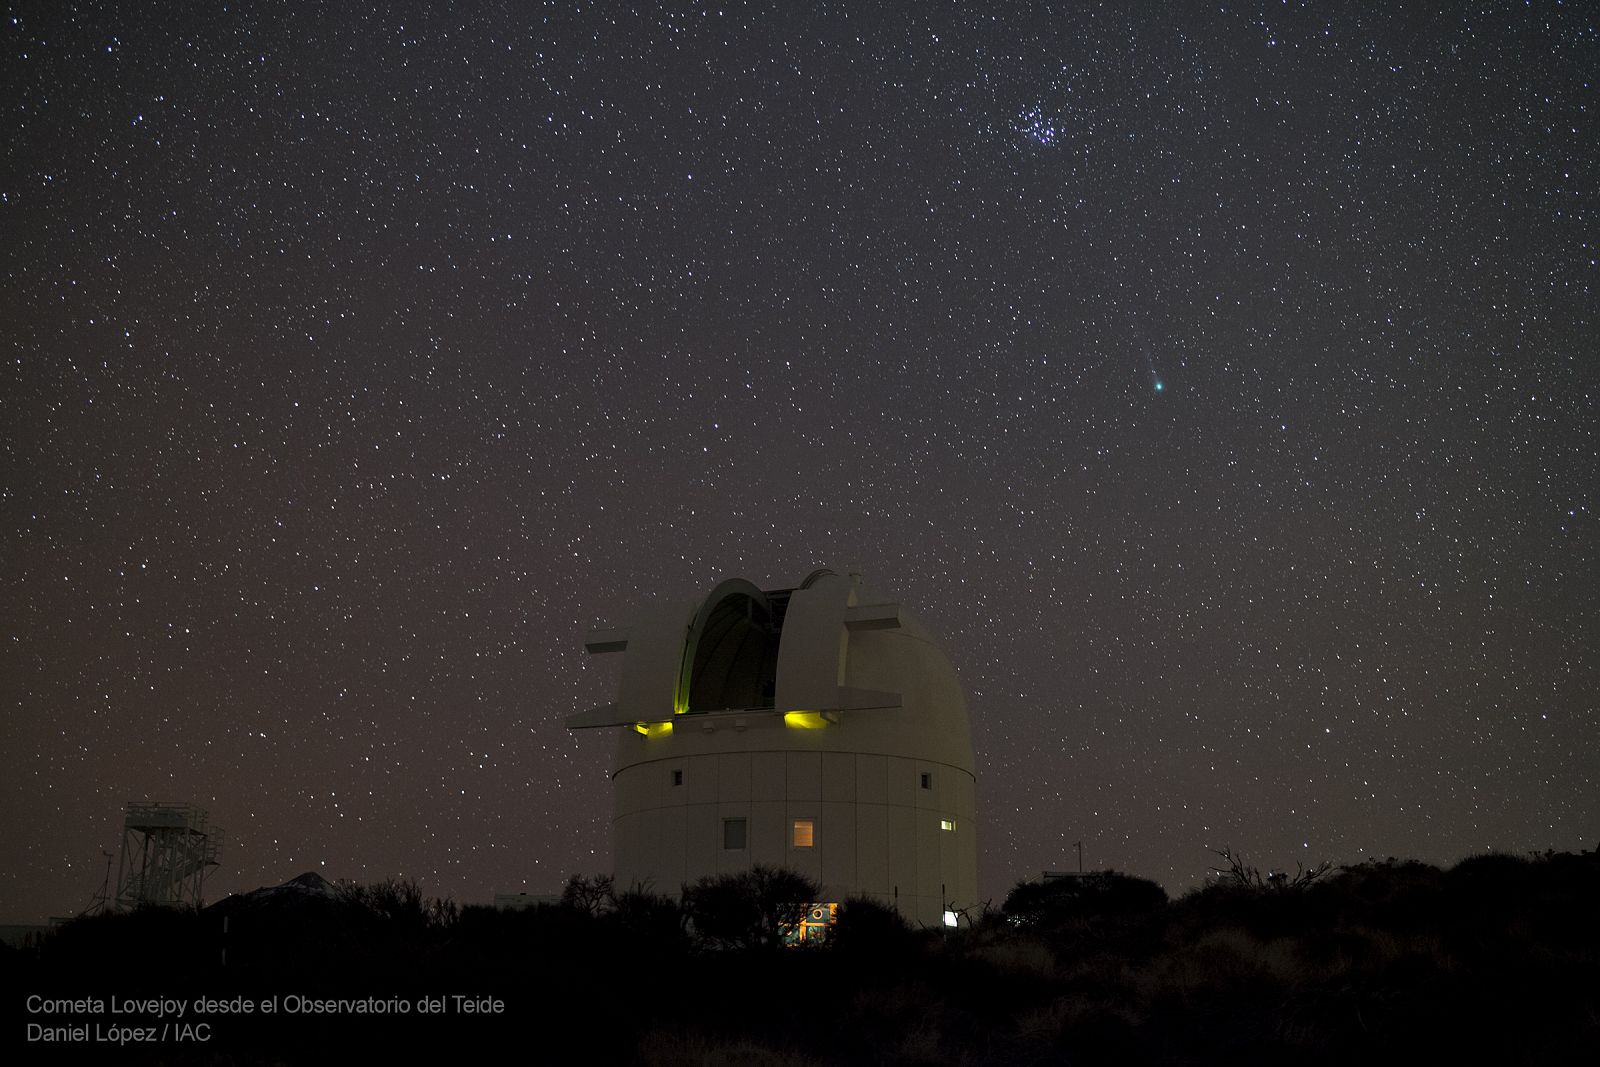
[580,570,978,929]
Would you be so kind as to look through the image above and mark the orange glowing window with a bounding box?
[792,819,814,848]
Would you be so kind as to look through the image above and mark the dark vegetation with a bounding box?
[4,851,1597,1064]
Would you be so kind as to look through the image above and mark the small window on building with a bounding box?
[792,819,814,848]
[942,910,959,928]
[920,772,932,790]
[940,819,955,832]
[723,817,747,850]
[671,769,683,787]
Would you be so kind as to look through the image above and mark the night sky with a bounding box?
[4,2,1596,925]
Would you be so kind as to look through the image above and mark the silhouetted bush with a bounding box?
[681,865,820,950]
[1003,870,1168,928]
[603,887,688,957]
[829,896,919,959]
[559,871,615,916]
[453,899,599,967]
[28,905,218,983]
[336,876,458,933]
[1210,845,1333,891]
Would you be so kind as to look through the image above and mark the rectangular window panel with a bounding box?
[940,819,955,832]
[671,769,683,787]
[920,772,932,790]
[723,817,747,850]
[792,819,814,848]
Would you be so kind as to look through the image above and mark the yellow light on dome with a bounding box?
[783,711,830,730]
[633,721,673,737]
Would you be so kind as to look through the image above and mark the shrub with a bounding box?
[681,865,820,951]
[559,872,615,916]
[604,887,688,957]
[336,877,457,932]
[1003,871,1167,928]
[830,896,918,958]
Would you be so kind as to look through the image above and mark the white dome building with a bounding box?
[568,568,978,928]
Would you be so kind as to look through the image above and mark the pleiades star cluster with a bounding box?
[2,2,1595,924]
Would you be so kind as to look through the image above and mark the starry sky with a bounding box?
[3,2,1596,925]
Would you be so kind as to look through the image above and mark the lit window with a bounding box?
[920,772,932,790]
[940,819,955,832]
[792,819,814,848]
[671,769,683,787]
[723,818,746,850]
[942,910,958,928]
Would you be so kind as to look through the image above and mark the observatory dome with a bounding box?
[569,568,978,927]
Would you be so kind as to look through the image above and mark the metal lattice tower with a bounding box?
[113,802,223,911]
